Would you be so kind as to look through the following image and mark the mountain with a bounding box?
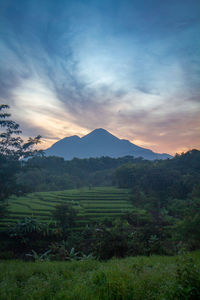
[45,128,172,160]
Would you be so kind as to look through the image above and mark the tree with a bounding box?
[52,203,77,236]
[0,104,42,210]
[0,104,41,159]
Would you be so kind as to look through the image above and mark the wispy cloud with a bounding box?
[0,0,200,154]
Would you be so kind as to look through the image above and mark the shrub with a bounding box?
[173,253,200,299]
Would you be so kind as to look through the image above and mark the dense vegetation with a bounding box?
[0,104,41,214]
[0,150,199,260]
[1,104,200,299]
[1,187,131,229]
[1,252,200,300]
[16,155,143,191]
[15,149,200,198]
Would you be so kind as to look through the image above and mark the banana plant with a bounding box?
[65,247,81,261]
[80,252,94,260]
[26,249,51,261]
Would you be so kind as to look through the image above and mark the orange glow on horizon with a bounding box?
[33,129,199,156]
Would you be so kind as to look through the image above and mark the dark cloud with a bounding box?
[0,0,200,154]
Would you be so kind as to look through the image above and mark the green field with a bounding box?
[0,251,200,300]
[1,187,132,229]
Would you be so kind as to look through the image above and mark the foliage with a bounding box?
[15,155,144,192]
[8,217,55,239]
[113,150,200,253]
[65,247,81,261]
[174,214,200,250]
[7,217,58,256]
[174,253,200,299]
[26,249,51,262]
[52,203,77,236]
[80,252,94,261]
[49,240,67,260]
[0,252,200,300]
[9,217,44,237]
[92,218,130,259]
[0,104,41,159]
[0,104,42,208]
[49,241,93,261]
[1,149,200,259]
[91,210,168,259]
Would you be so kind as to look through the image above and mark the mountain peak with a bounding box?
[46,128,172,160]
[88,128,111,135]
[82,128,117,140]
[92,128,108,134]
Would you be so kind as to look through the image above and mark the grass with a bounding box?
[0,187,132,229]
[0,251,200,300]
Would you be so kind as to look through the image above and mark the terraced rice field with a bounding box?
[0,187,132,230]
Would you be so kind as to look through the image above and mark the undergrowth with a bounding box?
[0,251,200,300]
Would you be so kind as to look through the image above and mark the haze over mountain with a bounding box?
[45,129,172,160]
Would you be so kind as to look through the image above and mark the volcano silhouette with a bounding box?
[45,128,172,160]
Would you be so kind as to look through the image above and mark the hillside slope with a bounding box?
[45,128,172,160]
[0,187,131,230]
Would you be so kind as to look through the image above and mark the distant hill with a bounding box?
[45,128,172,160]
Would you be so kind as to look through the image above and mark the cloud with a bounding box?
[0,0,200,154]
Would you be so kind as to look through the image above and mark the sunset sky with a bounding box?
[0,0,200,155]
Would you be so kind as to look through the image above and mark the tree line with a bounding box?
[0,104,200,259]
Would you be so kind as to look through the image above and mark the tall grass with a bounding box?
[0,252,200,300]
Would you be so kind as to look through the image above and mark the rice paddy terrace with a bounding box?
[0,187,132,230]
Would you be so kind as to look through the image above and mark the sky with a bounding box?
[0,0,200,155]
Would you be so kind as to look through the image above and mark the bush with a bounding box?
[173,253,200,299]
